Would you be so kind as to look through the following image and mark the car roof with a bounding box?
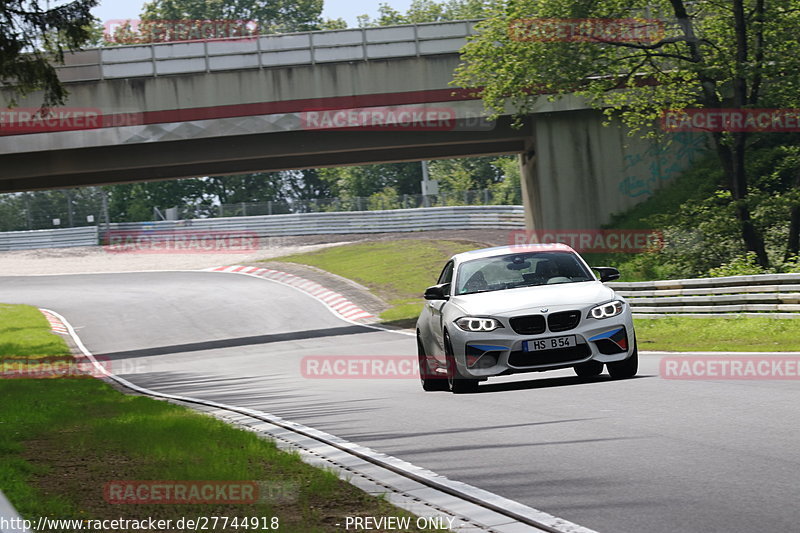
[451,243,576,263]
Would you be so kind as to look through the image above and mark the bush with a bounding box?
[707,252,773,277]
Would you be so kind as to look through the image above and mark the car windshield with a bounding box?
[455,251,593,295]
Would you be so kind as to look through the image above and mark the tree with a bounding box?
[320,163,423,198]
[140,0,323,34]
[1,0,98,108]
[428,156,505,191]
[454,0,800,267]
[357,0,489,27]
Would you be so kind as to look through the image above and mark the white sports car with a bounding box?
[416,243,637,393]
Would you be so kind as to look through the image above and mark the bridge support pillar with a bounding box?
[521,109,707,231]
[519,136,541,231]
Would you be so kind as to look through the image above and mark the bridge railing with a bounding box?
[56,20,481,82]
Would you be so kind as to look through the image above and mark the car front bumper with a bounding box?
[448,314,636,379]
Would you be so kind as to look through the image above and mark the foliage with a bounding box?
[454,0,800,267]
[707,252,772,277]
[140,0,323,33]
[320,162,423,198]
[1,0,98,108]
[357,0,489,27]
[591,136,800,280]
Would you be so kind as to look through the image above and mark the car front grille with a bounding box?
[508,344,591,367]
[509,315,546,335]
[547,310,581,332]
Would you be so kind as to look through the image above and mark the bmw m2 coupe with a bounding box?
[416,244,637,393]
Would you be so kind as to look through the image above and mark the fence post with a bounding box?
[484,189,490,204]
[241,202,247,216]
[101,188,110,240]
[64,189,74,227]
[268,200,273,216]
[24,193,32,230]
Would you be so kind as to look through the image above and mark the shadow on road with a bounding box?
[474,374,653,394]
[121,371,385,423]
[97,325,373,360]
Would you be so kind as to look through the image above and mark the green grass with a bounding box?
[275,239,481,326]
[0,304,429,532]
[634,317,800,352]
[274,240,800,351]
[0,303,70,359]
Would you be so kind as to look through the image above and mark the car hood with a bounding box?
[449,281,616,316]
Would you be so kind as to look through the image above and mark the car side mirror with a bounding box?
[593,267,620,283]
[424,283,451,300]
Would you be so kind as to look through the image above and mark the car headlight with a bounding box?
[455,317,503,332]
[588,300,625,319]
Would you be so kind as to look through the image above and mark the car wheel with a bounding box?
[607,340,638,379]
[418,333,448,391]
[444,331,479,394]
[574,359,604,377]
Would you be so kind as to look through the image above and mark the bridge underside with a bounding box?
[0,117,527,193]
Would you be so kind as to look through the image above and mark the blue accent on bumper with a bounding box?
[588,327,624,342]
[467,344,507,352]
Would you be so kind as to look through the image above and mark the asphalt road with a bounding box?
[1,271,799,533]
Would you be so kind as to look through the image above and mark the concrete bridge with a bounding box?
[0,20,707,229]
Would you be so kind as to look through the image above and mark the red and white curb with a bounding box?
[40,309,68,334]
[205,265,377,323]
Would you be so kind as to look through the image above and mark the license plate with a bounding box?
[524,335,577,352]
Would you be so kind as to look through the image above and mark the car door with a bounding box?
[428,260,454,360]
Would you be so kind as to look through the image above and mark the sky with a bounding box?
[91,0,414,28]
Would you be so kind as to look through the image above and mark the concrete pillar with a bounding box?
[524,109,707,230]
[519,136,542,231]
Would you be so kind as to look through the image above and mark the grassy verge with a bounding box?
[275,240,800,352]
[275,239,480,327]
[0,304,428,532]
[634,317,800,352]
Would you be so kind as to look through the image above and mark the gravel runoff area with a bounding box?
[0,229,509,277]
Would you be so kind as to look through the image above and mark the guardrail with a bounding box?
[103,205,525,237]
[0,206,524,251]
[0,226,99,251]
[608,274,800,318]
[57,20,480,82]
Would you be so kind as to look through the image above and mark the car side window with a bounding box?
[437,261,454,285]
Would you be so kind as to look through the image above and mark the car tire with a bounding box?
[607,340,638,379]
[444,331,479,394]
[574,359,604,377]
[418,333,448,392]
